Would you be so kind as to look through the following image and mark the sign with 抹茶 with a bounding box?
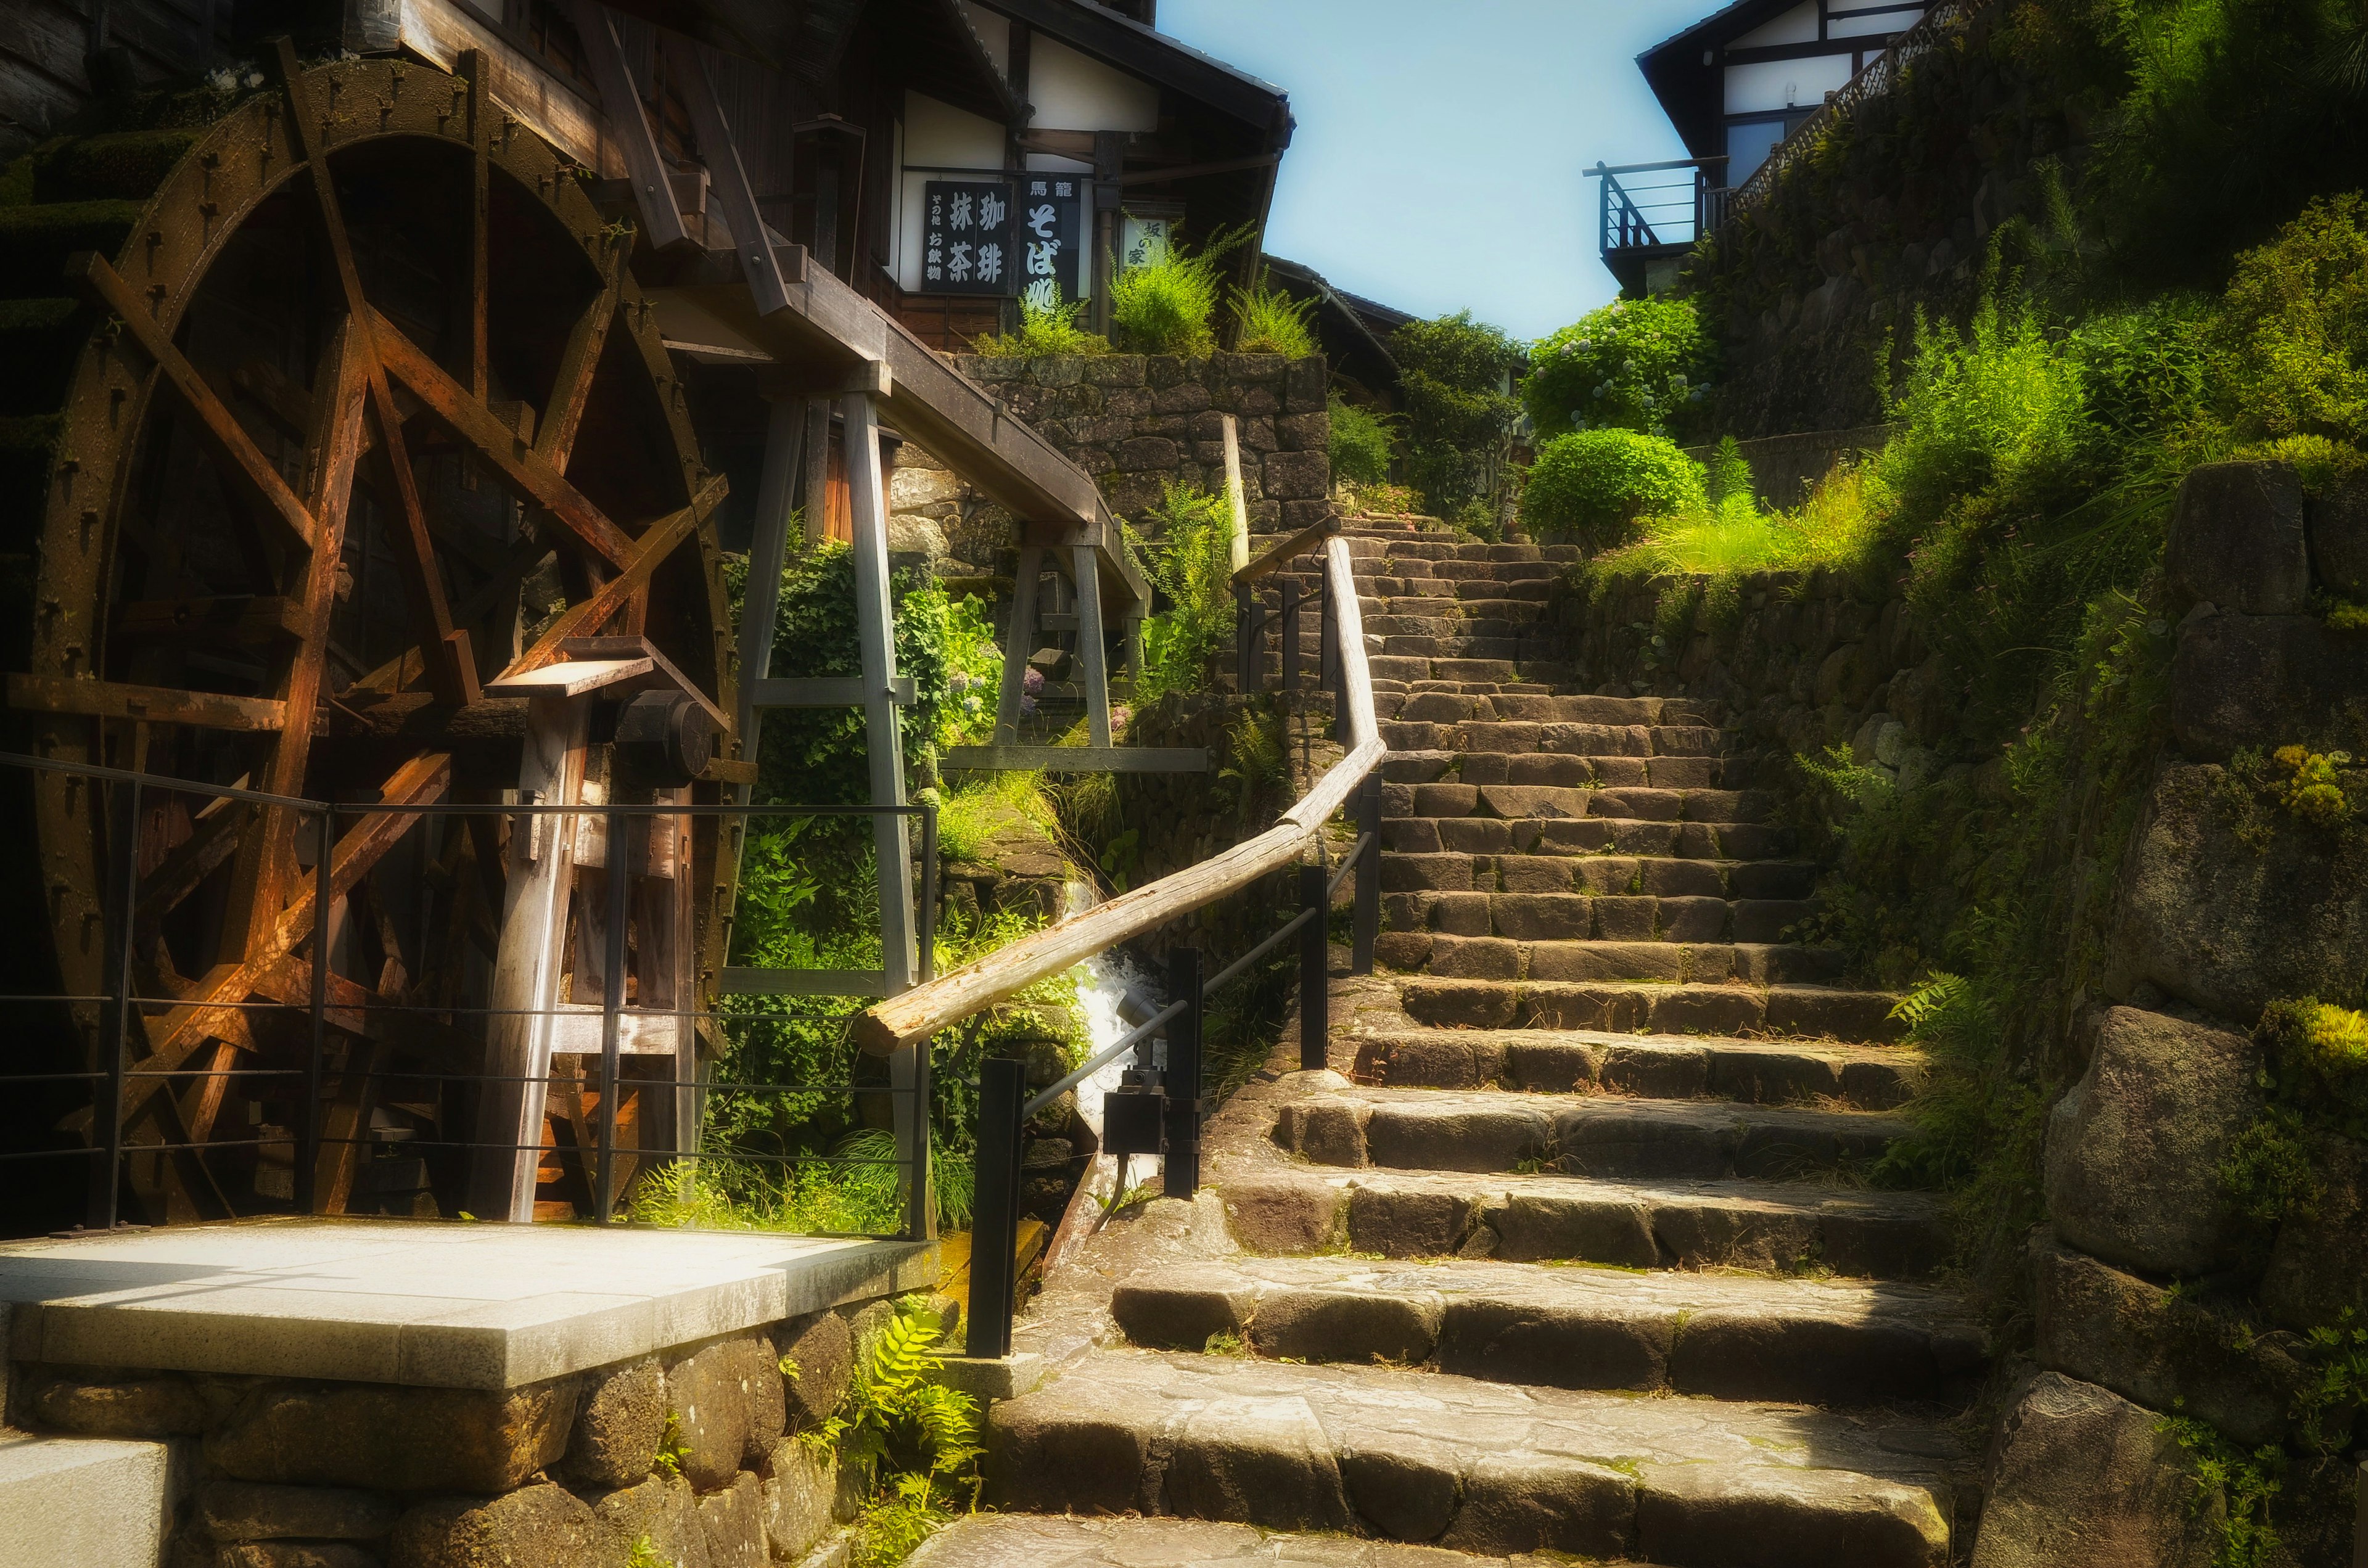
[1018,173,1087,309]
[920,179,1014,296]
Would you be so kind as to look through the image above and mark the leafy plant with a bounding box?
[1130,482,1236,700]
[1327,393,1395,489]
[1523,295,1712,438]
[1109,225,1248,356]
[2211,193,2368,443]
[1393,310,1526,526]
[1230,273,1318,356]
[971,293,1109,358]
[2272,745,2354,828]
[2219,1108,2322,1225]
[826,1304,980,1494]
[1519,429,1706,549]
[2162,1411,2285,1568]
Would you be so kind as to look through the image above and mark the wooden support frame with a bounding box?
[993,545,1043,744]
[562,0,692,250]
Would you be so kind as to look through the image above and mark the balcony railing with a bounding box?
[1588,157,1730,264]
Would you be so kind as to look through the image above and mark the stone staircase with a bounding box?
[924,522,1978,1568]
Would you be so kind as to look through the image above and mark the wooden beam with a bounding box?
[368,305,639,570]
[7,673,286,731]
[460,47,491,402]
[1235,515,1343,585]
[134,801,251,927]
[561,0,691,251]
[70,253,315,556]
[500,474,727,670]
[112,596,307,646]
[120,750,453,1128]
[534,242,625,469]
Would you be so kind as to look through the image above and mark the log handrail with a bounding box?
[1234,515,1342,586]
[852,533,1382,1056]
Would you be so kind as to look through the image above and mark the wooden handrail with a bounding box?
[1235,515,1342,586]
[852,535,1383,1055]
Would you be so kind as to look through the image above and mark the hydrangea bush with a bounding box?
[1522,296,1713,439]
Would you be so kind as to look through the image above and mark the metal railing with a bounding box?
[0,750,939,1242]
[905,527,1387,1360]
[1587,158,1731,259]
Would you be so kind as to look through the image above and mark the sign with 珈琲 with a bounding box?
[1017,173,1087,308]
[920,179,1014,296]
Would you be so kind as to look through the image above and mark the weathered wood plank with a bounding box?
[7,673,286,731]
[1236,515,1343,585]
[496,473,726,670]
[856,537,1383,1056]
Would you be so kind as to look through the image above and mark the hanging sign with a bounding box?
[1018,173,1087,308]
[919,179,1014,296]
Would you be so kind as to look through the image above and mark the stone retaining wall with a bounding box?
[11,1302,895,1568]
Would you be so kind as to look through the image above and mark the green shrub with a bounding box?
[2213,193,2368,443]
[1523,295,1712,438]
[971,295,1109,358]
[1394,310,1526,522]
[1519,429,1704,548]
[1230,273,1318,356]
[1109,226,1247,356]
[1130,482,1236,700]
[2260,996,2368,1112]
[1327,393,1395,487]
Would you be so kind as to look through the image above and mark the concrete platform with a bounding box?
[0,1430,171,1568]
[0,1218,933,1390]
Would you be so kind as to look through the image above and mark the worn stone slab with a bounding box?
[0,1431,171,1568]
[986,1351,1957,1567]
[1351,1026,1921,1109]
[905,1512,1575,1566]
[0,1218,933,1390]
[1110,1255,1982,1403]
[1396,979,1901,1043]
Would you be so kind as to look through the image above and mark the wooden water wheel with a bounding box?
[6,47,738,1225]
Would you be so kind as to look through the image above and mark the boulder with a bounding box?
[884,515,946,569]
[775,1315,853,1432]
[208,1380,578,1493]
[694,1472,766,1568]
[585,1473,708,1568]
[199,1482,401,1542]
[30,1374,208,1438]
[560,1357,665,1490]
[216,1546,379,1568]
[2106,764,2368,1024]
[2031,1233,2309,1448]
[2169,611,2368,760]
[2043,1006,2261,1276]
[664,1337,779,1492]
[758,1438,838,1560]
[2263,1132,2368,1331]
[388,1484,623,1568]
[2163,462,2310,614]
[1259,449,1330,501]
[1969,1372,2221,1568]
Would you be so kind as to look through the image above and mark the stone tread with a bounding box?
[1108,1254,1983,1403]
[1351,1025,1923,1109]
[1379,900,1819,950]
[1394,977,1902,1043]
[906,1513,1579,1567]
[984,1350,1962,1567]
[1382,815,1796,861]
[1211,1166,1947,1278]
[1273,1086,1909,1181]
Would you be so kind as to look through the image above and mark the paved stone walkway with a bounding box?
[924,524,1974,1568]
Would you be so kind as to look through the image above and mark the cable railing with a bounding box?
[854,528,1388,1360]
[0,749,939,1242]
[1586,157,1731,260]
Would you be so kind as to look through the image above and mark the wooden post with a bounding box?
[1299,864,1328,1072]
[473,696,588,1221]
[1280,576,1301,694]
[1354,774,1382,975]
[995,546,1043,742]
[800,402,832,546]
[1072,546,1112,749]
[964,1056,1026,1360]
[1164,946,1202,1197]
[675,43,791,316]
[594,805,630,1222]
[1221,414,1250,574]
[562,0,691,251]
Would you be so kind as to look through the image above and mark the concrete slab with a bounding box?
[0,1430,171,1568]
[0,1219,934,1390]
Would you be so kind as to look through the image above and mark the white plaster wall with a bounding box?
[1732,1,1818,47]
[1026,34,1160,132]
[1828,4,1921,39]
[898,91,1008,291]
[1725,53,1855,113]
[955,0,1011,80]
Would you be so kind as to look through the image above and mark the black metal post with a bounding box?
[595,806,630,1223]
[90,777,139,1231]
[298,803,331,1215]
[903,1036,933,1244]
[965,1054,1027,1360]
[1233,581,1254,690]
[1164,947,1202,1197]
[1354,774,1382,975]
[1280,575,1301,694]
[919,803,937,984]
[1299,863,1328,1072]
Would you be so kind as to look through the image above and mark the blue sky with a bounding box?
[1159,0,1711,343]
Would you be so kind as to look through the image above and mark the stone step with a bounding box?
[1384,815,1797,861]
[1365,612,1545,638]
[1379,722,1731,758]
[1375,935,1845,989]
[1381,751,1764,790]
[0,1430,170,1566]
[1109,1256,1983,1405]
[1273,1087,1910,1182]
[1351,1025,1920,1109]
[1397,977,1901,1041]
[984,1351,1961,1567]
[1375,635,1568,662]
[907,1514,1544,1567]
[1383,848,1815,899]
[1391,784,1776,827]
[1380,893,1817,946]
[1217,1167,1946,1276]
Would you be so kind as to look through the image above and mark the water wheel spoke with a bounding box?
[71,254,316,556]
[507,475,728,673]
[534,242,626,470]
[461,48,493,402]
[5,674,286,730]
[135,800,251,930]
[354,536,554,694]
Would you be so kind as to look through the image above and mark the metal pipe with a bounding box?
[1164,946,1202,1197]
[1354,775,1382,974]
